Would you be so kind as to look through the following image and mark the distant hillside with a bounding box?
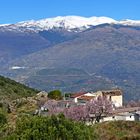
[0,24,140,101]
[0,75,39,100]
[25,68,115,93]
[0,29,76,66]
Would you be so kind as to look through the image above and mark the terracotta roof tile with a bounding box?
[71,92,86,98]
[78,96,95,101]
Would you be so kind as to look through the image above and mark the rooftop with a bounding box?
[70,92,86,98]
[112,107,140,115]
[78,96,95,101]
[101,89,122,96]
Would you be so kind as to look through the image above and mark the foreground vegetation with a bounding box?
[1,114,140,140]
[1,75,140,140]
[2,114,96,140]
[94,121,140,140]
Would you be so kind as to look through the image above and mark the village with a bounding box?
[36,89,140,123]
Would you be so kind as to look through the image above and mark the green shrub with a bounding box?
[0,112,7,125]
[5,114,96,140]
[48,90,62,100]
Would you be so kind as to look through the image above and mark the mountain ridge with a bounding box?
[0,16,140,32]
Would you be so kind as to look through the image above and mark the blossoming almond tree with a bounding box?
[44,96,112,123]
[43,100,63,115]
[64,105,87,122]
[86,96,113,122]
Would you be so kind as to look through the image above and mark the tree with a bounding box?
[45,96,112,123]
[48,90,62,100]
[63,96,112,123]
[5,115,95,140]
[44,100,63,115]
[64,105,87,122]
[86,96,113,123]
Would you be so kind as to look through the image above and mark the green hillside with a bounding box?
[0,75,39,100]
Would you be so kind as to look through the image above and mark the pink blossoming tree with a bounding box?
[44,96,113,123]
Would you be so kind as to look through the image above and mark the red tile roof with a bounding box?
[71,92,86,98]
[78,96,95,101]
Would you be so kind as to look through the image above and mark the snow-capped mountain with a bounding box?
[119,19,140,26]
[16,16,116,30]
[0,16,140,32]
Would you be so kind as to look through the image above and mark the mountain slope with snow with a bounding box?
[119,19,140,26]
[0,16,140,32]
[16,16,116,30]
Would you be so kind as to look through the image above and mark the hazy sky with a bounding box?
[0,0,139,24]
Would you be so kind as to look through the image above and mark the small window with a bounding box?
[130,115,131,118]
[112,116,115,119]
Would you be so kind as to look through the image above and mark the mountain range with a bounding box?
[1,16,140,32]
[0,16,140,101]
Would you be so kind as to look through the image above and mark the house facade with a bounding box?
[70,92,95,103]
[97,90,123,107]
[71,89,123,107]
[102,107,140,122]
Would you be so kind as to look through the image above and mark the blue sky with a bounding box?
[0,0,139,24]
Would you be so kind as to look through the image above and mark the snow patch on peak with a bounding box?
[15,16,117,31]
[118,19,140,26]
[89,16,116,25]
[0,16,140,32]
[0,24,10,27]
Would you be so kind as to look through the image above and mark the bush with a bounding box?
[48,90,62,100]
[5,114,96,140]
[0,112,7,126]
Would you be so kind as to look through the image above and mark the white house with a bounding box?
[70,92,95,103]
[102,107,140,122]
[71,89,123,107]
[93,89,123,107]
